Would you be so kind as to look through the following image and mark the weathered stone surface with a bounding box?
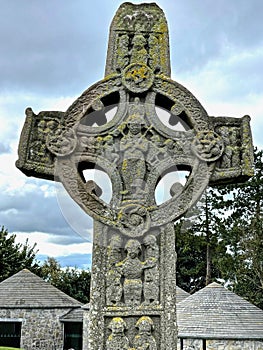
[0,308,70,350]
[16,2,254,350]
[178,338,263,350]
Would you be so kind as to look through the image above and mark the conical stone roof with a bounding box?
[176,286,190,304]
[177,282,263,340]
[0,269,82,308]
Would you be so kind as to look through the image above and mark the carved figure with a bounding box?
[30,118,52,163]
[148,134,166,166]
[108,234,123,265]
[218,126,232,168]
[37,119,47,136]
[103,135,119,164]
[120,98,149,199]
[106,268,123,306]
[130,34,148,65]
[46,120,58,133]
[106,317,130,350]
[116,34,130,71]
[106,234,123,305]
[163,139,174,153]
[116,239,154,306]
[116,239,143,306]
[133,316,157,350]
[143,235,159,305]
[218,126,241,169]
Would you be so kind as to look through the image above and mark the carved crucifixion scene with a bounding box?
[16,2,254,350]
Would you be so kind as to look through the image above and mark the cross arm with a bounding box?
[208,115,254,185]
[16,107,65,181]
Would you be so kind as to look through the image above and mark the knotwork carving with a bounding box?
[46,126,77,157]
[118,204,150,238]
[122,63,154,93]
[191,130,224,162]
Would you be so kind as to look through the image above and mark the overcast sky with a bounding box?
[0,0,262,269]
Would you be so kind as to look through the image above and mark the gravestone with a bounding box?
[16,3,254,350]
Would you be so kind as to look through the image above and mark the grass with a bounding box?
[0,347,23,350]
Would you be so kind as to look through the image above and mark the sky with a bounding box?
[0,0,262,269]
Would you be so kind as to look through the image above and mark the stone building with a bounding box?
[177,282,263,350]
[0,269,83,350]
[1,270,262,350]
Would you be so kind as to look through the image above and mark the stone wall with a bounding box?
[82,307,89,349]
[206,339,263,350]
[177,338,202,349]
[0,307,73,350]
[178,338,263,350]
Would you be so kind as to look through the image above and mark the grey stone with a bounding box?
[177,282,263,340]
[16,2,254,350]
[0,269,82,350]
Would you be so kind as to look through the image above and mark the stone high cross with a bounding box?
[16,3,254,349]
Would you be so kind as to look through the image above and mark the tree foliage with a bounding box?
[218,148,263,308]
[0,226,40,282]
[40,257,91,304]
[176,187,233,293]
[176,148,263,309]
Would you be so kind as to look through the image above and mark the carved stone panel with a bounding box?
[105,230,161,308]
[105,315,160,350]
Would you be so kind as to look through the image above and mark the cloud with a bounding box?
[175,45,263,100]
[174,44,263,148]
[0,182,93,240]
[0,152,93,241]
[13,231,92,268]
[37,253,92,269]
[0,0,120,95]
[0,143,11,155]
[168,0,263,73]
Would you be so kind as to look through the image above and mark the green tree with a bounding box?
[40,257,91,304]
[0,226,40,282]
[218,148,263,308]
[175,220,207,293]
[176,148,263,308]
[176,186,233,293]
[40,256,62,285]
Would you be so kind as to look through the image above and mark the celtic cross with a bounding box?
[16,3,253,349]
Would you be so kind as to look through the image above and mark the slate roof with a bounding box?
[60,307,84,322]
[176,286,190,304]
[177,282,263,340]
[0,269,82,308]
